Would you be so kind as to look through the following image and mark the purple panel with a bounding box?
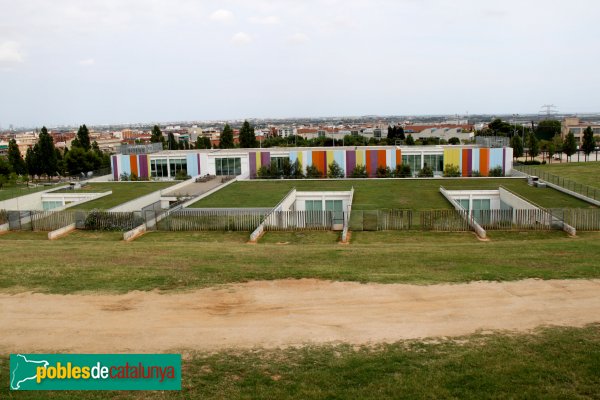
[249,152,256,178]
[502,148,506,176]
[261,152,270,167]
[369,151,377,177]
[197,154,201,175]
[467,149,472,176]
[139,154,148,178]
[112,155,118,181]
[346,150,356,177]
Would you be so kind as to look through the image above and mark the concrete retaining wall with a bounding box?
[123,223,147,241]
[48,223,76,240]
[439,187,487,239]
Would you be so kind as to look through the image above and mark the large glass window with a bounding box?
[150,159,168,178]
[401,154,421,175]
[423,154,444,173]
[169,158,187,177]
[325,200,344,225]
[215,157,241,176]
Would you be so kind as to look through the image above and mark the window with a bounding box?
[423,154,444,173]
[215,157,241,176]
[305,200,323,226]
[271,157,289,172]
[325,200,344,225]
[150,159,168,178]
[401,154,421,175]
[374,129,382,138]
[570,128,581,135]
[169,158,187,177]
[351,130,359,136]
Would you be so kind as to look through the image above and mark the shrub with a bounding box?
[376,166,392,178]
[119,172,130,181]
[448,137,461,145]
[175,170,190,180]
[290,160,304,179]
[327,161,345,178]
[443,164,461,177]
[471,170,482,177]
[417,165,434,178]
[306,165,323,178]
[394,164,411,178]
[489,166,504,177]
[351,164,368,178]
[522,160,541,165]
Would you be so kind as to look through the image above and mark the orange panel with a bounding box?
[377,150,386,169]
[396,149,402,166]
[462,149,469,177]
[480,148,490,177]
[313,151,326,177]
[130,155,138,177]
[366,150,374,176]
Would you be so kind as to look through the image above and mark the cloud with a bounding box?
[288,33,309,45]
[78,58,95,66]
[0,41,24,67]
[231,32,252,46]
[210,9,234,23]
[249,15,281,25]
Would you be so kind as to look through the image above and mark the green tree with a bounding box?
[7,139,26,175]
[25,147,40,178]
[526,132,539,160]
[563,132,577,161]
[443,164,461,177]
[489,167,504,177]
[405,134,415,145]
[76,124,91,151]
[290,160,304,179]
[448,137,460,145]
[488,118,513,135]
[195,136,211,149]
[150,125,165,148]
[350,164,368,178]
[37,127,58,178]
[376,165,392,178]
[394,164,411,178]
[167,132,177,150]
[417,164,434,177]
[239,120,257,148]
[327,161,345,178]
[510,135,524,159]
[306,165,323,178]
[581,126,596,161]
[536,120,561,141]
[219,124,234,149]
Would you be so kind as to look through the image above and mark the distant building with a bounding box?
[562,117,600,144]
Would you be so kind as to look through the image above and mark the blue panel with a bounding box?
[471,148,480,173]
[120,154,131,176]
[305,151,312,167]
[289,151,297,164]
[334,150,344,174]
[186,154,198,177]
[389,149,396,169]
[490,148,503,169]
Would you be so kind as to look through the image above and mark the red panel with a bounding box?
[130,155,138,177]
[480,148,490,177]
[462,149,469,177]
[377,150,386,169]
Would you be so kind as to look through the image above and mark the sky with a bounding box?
[1,0,599,127]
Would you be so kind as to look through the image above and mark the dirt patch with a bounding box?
[1,279,600,354]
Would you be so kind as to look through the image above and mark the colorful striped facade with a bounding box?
[111,146,513,180]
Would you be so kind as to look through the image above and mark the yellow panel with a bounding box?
[256,152,261,169]
[443,148,460,170]
[326,150,334,167]
[356,150,365,166]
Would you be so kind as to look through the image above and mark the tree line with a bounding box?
[0,124,111,188]
[510,128,596,163]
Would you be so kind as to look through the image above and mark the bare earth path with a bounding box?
[1,279,600,354]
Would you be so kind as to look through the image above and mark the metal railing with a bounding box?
[515,165,600,201]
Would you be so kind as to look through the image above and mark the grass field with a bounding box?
[188,178,593,210]
[0,182,61,201]
[55,182,175,210]
[1,324,598,399]
[1,230,599,294]
[535,161,600,188]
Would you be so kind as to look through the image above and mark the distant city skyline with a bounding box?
[1,0,599,127]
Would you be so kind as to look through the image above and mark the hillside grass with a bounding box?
[1,325,599,399]
[1,231,599,294]
[535,161,600,189]
[188,178,593,210]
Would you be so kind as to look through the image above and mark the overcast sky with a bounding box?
[1,0,599,127]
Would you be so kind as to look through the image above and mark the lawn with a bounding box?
[56,182,176,210]
[535,161,600,189]
[189,178,593,210]
[1,231,599,294]
[1,324,598,399]
[0,182,62,202]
